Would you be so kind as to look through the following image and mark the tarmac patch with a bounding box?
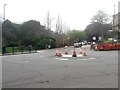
[40,56,44,58]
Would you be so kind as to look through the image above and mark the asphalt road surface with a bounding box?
[2,45,118,88]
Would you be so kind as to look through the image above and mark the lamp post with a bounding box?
[3,4,7,20]
[2,4,7,55]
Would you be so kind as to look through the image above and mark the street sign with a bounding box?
[98,36,102,40]
[92,36,96,40]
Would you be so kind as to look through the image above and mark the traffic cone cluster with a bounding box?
[55,47,87,57]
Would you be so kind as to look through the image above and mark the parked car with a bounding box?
[78,42,82,47]
[74,43,80,48]
[87,42,91,45]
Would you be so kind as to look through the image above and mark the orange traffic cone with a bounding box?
[95,46,98,51]
[65,48,68,54]
[83,48,87,56]
[55,48,59,56]
[79,47,83,55]
[58,48,62,57]
[72,48,77,57]
[64,45,68,49]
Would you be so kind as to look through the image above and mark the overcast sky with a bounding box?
[0,0,119,31]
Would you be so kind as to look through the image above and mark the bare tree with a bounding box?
[55,15,64,47]
[90,10,112,39]
[44,11,56,37]
[91,10,111,24]
[62,23,70,34]
[55,15,63,34]
[44,11,55,30]
[46,11,51,30]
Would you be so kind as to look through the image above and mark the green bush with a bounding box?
[117,39,120,42]
[103,40,112,44]
[34,37,56,50]
[6,47,17,53]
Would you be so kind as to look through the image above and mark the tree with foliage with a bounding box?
[19,20,42,46]
[85,23,112,41]
[85,10,112,41]
[2,19,18,46]
[66,30,87,45]
[34,37,56,50]
[2,19,56,49]
[91,10,110,24]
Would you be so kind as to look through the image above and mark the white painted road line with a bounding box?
[62,54,83,57]
[55,58,69,61]
[77,57,96,60]
[77,55,83,57]
[89,58,96,60]
[62,55,72,57]
[37,50,44,53]
[24,60,28,62]
[77,58,88,60]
